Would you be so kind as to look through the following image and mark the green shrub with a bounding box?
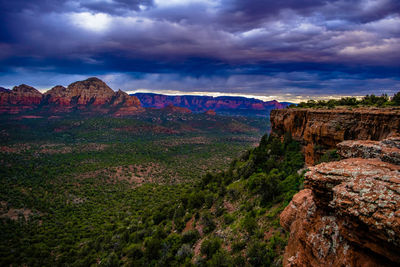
[231,240,246,253]
[200,237,221,259]
[176,244,192,261]
[246,241,272,267]
[241,213,257,235]
[201,212,216,234]
[392,92,400,105]
[223,213,235,225]
[208,250,233,267]
[124,243,143,259]
[182,230,200,245]
[144,237,161,259]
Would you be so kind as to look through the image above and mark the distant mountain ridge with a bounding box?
[134,93,289,117]
[0,78,143,116]
[0,77,289,117]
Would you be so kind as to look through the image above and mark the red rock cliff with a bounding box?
[273,108,400,266]
[0,85,43,114]
[280,136,400,266]
[270,108,400,165]
[45,77,116,107]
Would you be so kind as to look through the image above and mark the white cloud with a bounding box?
[68,12,112,32]
[365,15,400,33]
[339,38,400,56]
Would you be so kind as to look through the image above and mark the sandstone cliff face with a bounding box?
[0,85,43,114]
[44,86,70,107]
[280,137,400,266]
[110,90,143,117]
[44,77,116,109]
[0,78,143,116]
[270,108,400,165]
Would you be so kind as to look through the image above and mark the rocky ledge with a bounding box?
[270,108,400,165]
[280,137,400,266]
[337,137,400,165]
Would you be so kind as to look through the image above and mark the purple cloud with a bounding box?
[0,0,399,100]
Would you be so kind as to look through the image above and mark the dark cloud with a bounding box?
[0,0,153,13]
[0,0,70,13]
[218,0,400,30]
[80,0,154,15]
[0,0,399,100]
[217,0,332,31]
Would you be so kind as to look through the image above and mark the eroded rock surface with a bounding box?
[270,108,400,165]
[280,138,400,266]
[0,84,43,114]
[338,138,400,165]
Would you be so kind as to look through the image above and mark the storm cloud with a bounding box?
[0,0,399,101]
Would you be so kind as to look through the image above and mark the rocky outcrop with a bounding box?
[204,109,216,116]
[338,138,400,165]
[111,90,143,117]
[135,93,288,117]
[44,86,70,107]
[0,85,43,114]
[270,108,400,165]
[44,77,117,110]
[0,78,143,116]
[280,137,400,266]
[161,104,192,114]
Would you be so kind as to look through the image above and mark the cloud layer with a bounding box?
[0,0,399,100]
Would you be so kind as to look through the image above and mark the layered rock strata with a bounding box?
[280,138,400,266]
[0,85,43,114]
[0,78,143,116]
[270,108,400,165]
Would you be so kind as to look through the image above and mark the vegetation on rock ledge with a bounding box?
[291,91,400,108]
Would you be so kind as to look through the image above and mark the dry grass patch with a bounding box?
[0,201,42,221]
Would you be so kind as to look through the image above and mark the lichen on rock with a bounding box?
[280,136,400,266]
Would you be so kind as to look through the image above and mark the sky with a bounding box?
[0,0,399,102]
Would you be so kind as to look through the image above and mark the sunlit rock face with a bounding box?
[0,78,143,116]
[111,90,144,117]
[280,137,400,266]
[44,77,117,111]
[270,108,400,165]
[0,85,43,114]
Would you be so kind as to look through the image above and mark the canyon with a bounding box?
[271,108,400,266]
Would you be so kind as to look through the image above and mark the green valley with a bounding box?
[0,110,305,266]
